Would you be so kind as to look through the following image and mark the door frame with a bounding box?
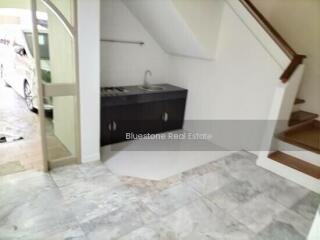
[30,0,81,171]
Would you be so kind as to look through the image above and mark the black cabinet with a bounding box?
[101,104,142,146]
[161,98,186,132]
[100,84,187,146]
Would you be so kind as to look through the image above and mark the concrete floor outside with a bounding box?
[0,81,43,174]
[0,80,71,175]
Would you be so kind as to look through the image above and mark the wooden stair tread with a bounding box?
[294,98,306,105]
[278,120,320,154]
[269,151,320,179]
[289,111,319,127]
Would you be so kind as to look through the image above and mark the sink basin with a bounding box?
[139,85,165,91]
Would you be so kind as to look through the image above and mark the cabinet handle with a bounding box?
[162,112,169,122]
[113,121,117,131]
[108,123,112,131]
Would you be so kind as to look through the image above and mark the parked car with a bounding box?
[0,25,52,112]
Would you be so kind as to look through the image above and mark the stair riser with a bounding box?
[258,156,320,193]
[277,140,320,167]
[289,111,319,127]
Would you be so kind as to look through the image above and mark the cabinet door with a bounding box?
[111,104,142,144]
[100,106,114,146]
[161,98,186,132]
[140,101,163,134]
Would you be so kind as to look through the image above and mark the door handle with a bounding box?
[113,121,117,131]
[108,122,112,131]
[162,112,169,122]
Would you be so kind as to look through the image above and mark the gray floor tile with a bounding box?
[59,174,123,204]
[206,179,261,212]
[291,192,320,221]
[182,168,234,196]
[16,224,88,240]
[153,199,253,240]
[0,171,55,205]
[50,165,85,187]
[69,184,142,223]
[0,188,77,239]
[255,222,305,240]
[141,183,200,217]
[276,209,314,237]
[230,194,287,233]
[264,178,309,208]
[118,227,161,240]
[80,202,157,240]
[211,152,285,193]
[78,161,111,179]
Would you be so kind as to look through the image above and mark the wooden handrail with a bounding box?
[239,0,306,83]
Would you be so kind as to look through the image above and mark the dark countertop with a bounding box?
[101,84,187,107]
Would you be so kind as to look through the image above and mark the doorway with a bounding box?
[0,7,44,175]
[0,0,80,174]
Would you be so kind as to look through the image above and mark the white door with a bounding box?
[31,0,80,170]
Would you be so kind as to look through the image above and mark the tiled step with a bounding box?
[289,111,319,127]
[48,157,77,170]
[294,98,305,105]
[278,120,320,154]
[269,151,320,179]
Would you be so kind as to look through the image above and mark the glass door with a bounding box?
[31,0,80,170]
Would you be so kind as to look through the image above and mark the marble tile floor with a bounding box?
[0,151,319,240]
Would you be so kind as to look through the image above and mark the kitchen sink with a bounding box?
[139,85,165,91]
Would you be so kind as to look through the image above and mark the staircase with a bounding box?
[229,0,320,192]
[268,98,320,192]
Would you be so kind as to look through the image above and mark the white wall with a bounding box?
[168,4,284,151]
[251,0,320,116]
[169,5,282,120]
[101,0,169,87]
[78,0,100,162]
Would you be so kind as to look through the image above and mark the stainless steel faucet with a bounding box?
[143,70,152,88]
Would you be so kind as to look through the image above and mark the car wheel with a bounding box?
[0,64,10,87]
[24,81,35,112]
